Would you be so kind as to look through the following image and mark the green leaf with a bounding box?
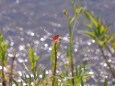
[27,46,40,71]
[72,0,76,13]
[83,74,93,80]
[86,24,93,29]
[12,79,19,86]
[103,78,108,86]
[0,33,8,65]
[100,25,105,34]
[84,11,98,27]
[82,30,96,40]
[23,62,30,75]
[111,40,115,50]
[111,35,115,50]
[81,76,84,86]
[70,15,76,25]
[65,77,74,80]
[19,81,23,86]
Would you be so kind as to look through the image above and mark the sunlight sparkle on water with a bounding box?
[104,63,107,67]
[18,58,24,63]
[16,0,20,4]
[48,47,52,51]
[0,66,2,70]
[44,43,48,48]
[10,42,14,46]
[8,53,14,58]
[74,48,78,52]
[45,70,49,74]
[40,37,45,41]
[19,45,25,51]
[27,31,35,36]
[39,75,43,78]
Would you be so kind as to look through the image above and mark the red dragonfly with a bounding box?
[44,29,62,42]
[51,35,59,41]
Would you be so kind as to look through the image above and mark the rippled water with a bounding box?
[0,0,115,85]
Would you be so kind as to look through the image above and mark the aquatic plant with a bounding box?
[1,0,115,86]
[50,35,61,86]
[63,0,85,85]
[83,11,115,78]
[0,33,9,86]
[19,46,46,86]
[9,50,16,86]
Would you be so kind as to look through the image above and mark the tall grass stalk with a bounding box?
[98,45,115,78]
[1,60,6,86]
[63,1,84,85]
[52,42,58,86]
[0,33,8,86]
[9,50,16,86]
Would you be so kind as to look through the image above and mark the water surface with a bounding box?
[0,0,115,85]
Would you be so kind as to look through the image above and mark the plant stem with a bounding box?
[98,45,115,78]
[70,54,74,86]
[69,27,74,86]
[1,54,6,86]
[106,46,112,55]
[106,46,115,58]
[70,40,74,86]
[2,63,6,86]
[9,55,15,86]
[52,42,58,86]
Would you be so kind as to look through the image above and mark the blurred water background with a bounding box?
[0,0,115,85]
